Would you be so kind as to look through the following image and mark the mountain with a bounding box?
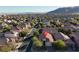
[47,6,79,14]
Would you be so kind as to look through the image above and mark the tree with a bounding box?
[70,22,77,25]
[51,21,56,25]
[32,36,38,42]
[39,22,45,28]
[12,20,18,26]
[52,40,66,50]
[0,45,12,52]
[0,20,3,24]
[33,40,43,47]
[6,42,16,50]
[19,31,27,37]
[33,29,40,36]
[32,36,43,47]
[50,21,54,27]
[31,21,35,27]
[58,28,71,36]
[39,29,43,34]
[0,42,16,52]
[31,18,37,27]
[3,25,11,32]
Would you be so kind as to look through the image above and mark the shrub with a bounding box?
[33,29,40,36]
[19,31,27,37]
[39,22,45,28]
[32,36,38,41]
[0,45,12,52]
[32,36,43,47]
[33,40,43,47]
[3,25,11,32]
[52,40,66,50]
[0,42,16,52]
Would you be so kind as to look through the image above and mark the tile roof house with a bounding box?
[0,33,4,37]
[73,24,79,30]
[42,19,50,26]
[4,31,17,38]
[43,31,54,42]
[70,32,79,47]
[59,32,70,40]
[0,33,7,46]
[42,27,58,34]
[53,33,64,40]
[39,28,57,40]
[63,25,75,31]
[39,34,45,41]
[39,27,69,41]
[0,25,3,30]
[0,37,7,46]
[65,39,76,51]
[4,31,19,43]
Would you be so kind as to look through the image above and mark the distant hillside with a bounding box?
[48,6,79,14]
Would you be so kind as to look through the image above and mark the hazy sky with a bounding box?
[0,6,60,13]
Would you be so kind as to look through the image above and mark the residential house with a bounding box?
[73,24,79,30]
[70,32,79,48]
[59,32,70,40]
[42,19,50,26]
[25,22,31,29]
[65,39,76,51]
[0,37,7,46]
[63,25,75,31]
[53,32,65,40]
[39,28,58,41]
[4,19,12,24]
[42,27,58,34]
[0,33,7,46]
[4,31,19,43]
